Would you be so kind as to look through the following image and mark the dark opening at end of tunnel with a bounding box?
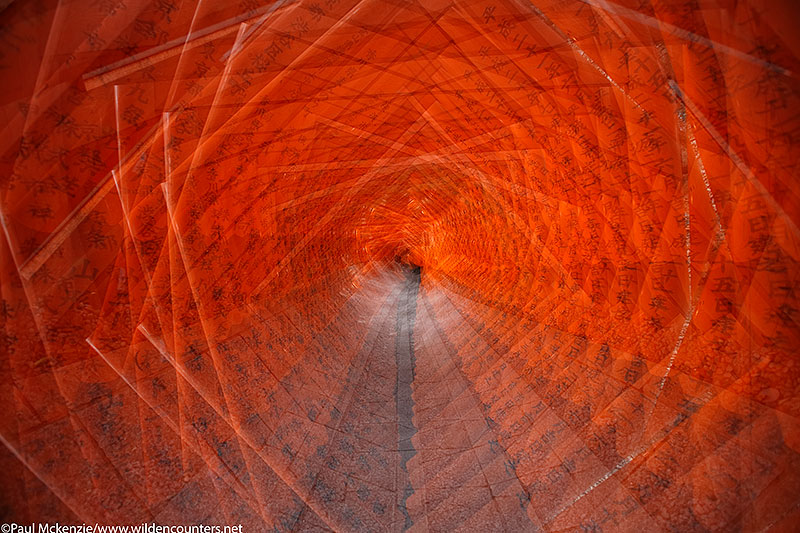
[1,0,799,531]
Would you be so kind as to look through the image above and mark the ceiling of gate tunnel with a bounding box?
[1,0,800,531]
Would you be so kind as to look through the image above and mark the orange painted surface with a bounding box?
[1,0,799,531]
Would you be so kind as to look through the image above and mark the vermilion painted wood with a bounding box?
[0,0,799,530]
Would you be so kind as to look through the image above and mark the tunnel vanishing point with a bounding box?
[1,0,800,531]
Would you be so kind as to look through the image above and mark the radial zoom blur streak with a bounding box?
[1,0,800,531]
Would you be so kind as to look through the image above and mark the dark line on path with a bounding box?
[395,265,420,531]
